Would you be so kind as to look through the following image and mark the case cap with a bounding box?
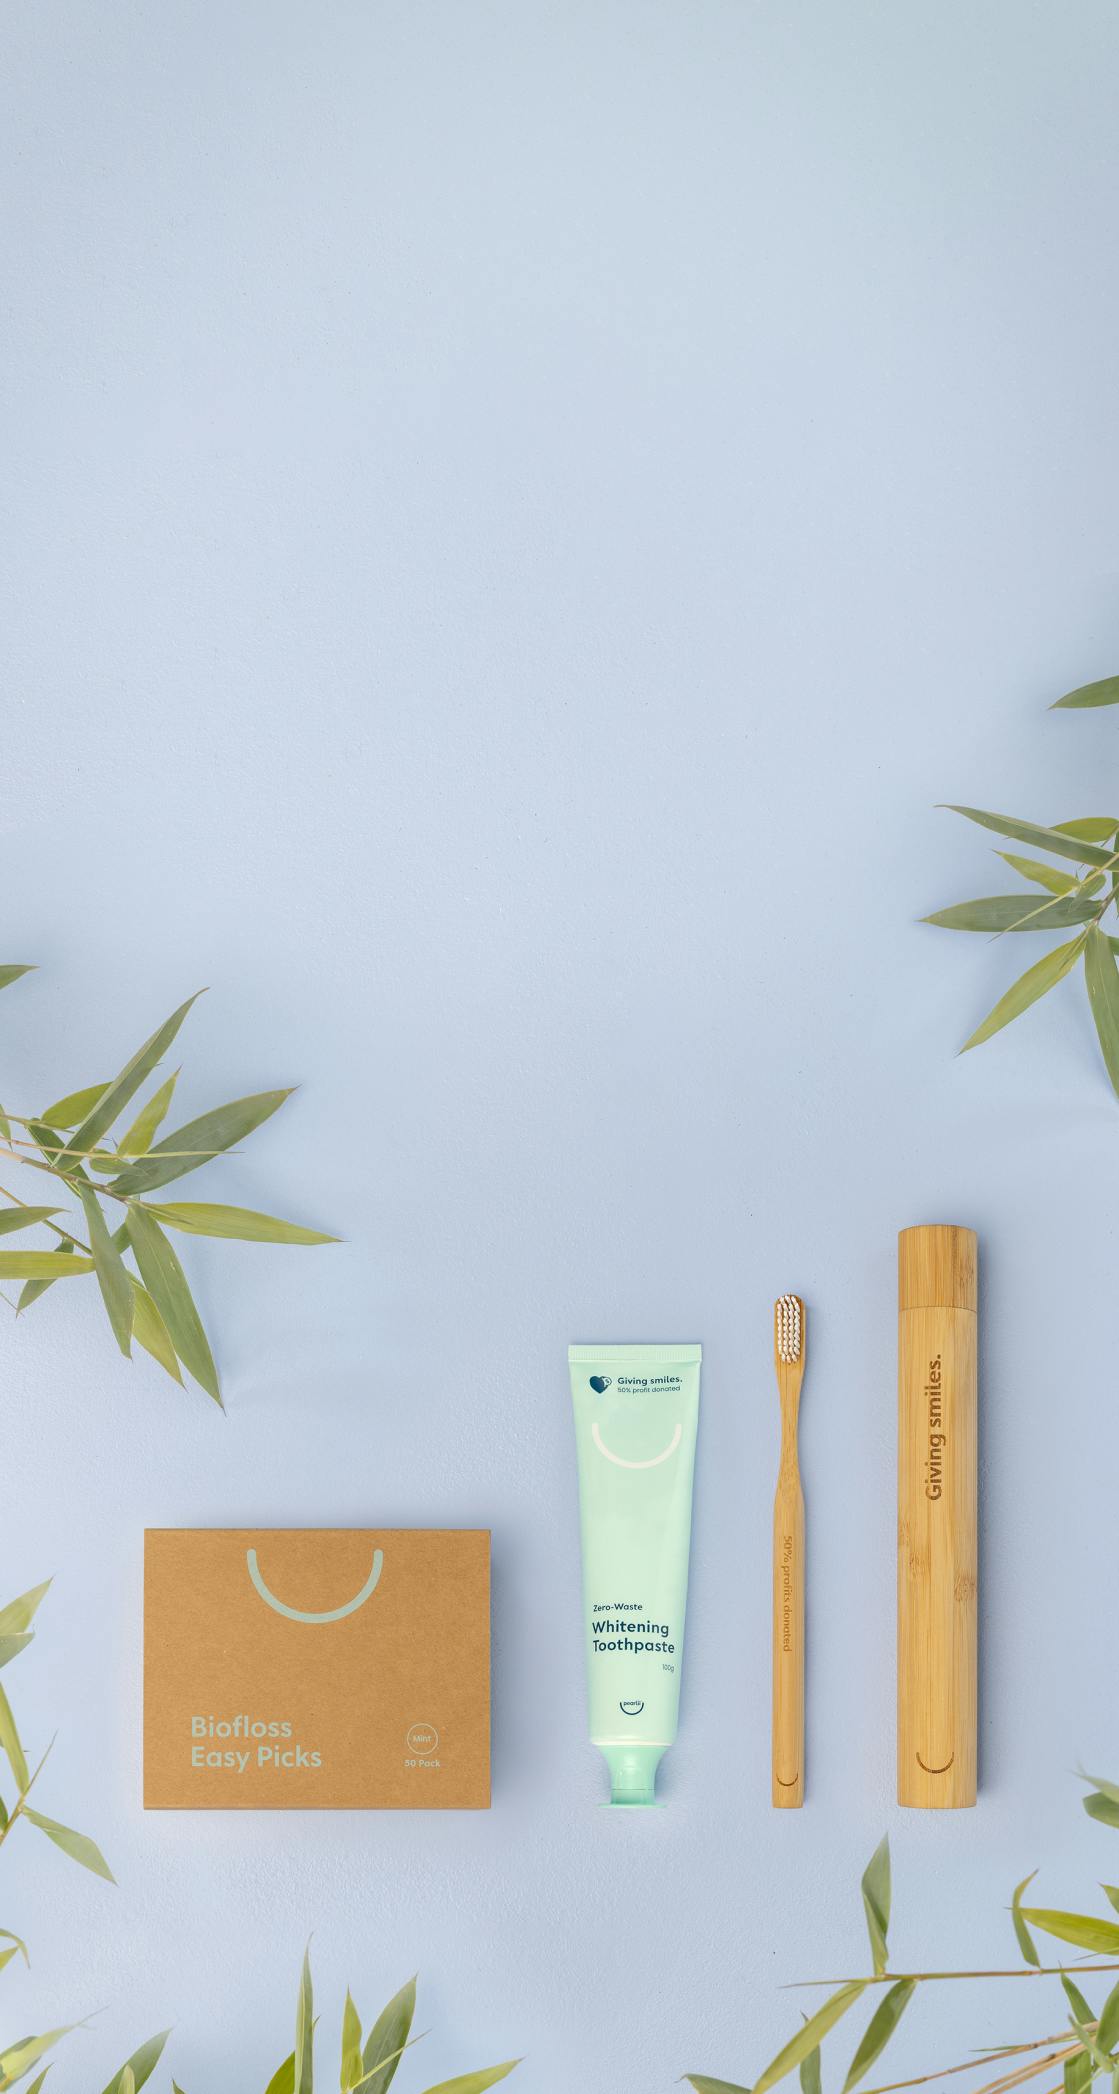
[898,1224,977,1312]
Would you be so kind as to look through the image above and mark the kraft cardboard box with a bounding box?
[144,1529,490,1809]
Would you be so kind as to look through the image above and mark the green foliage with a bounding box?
[0,1582,120,2086]
[173,1956,519,2094]
[0,1583,114,1944]
[0,972,336,1403]
[0,1791,517,2094]
[361,1975,418,2094]
[860,1837,891,1976]
[684,2080,750,2094]
[687,1771,1119,2094]
[925,677,1119,1097]
[1011,1873,1040,1967]
[842,1981,916,2093]
[1051,676,1119,709]
[99,2031,172,2092]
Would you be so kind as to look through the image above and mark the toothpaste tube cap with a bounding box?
[600,1743,667,1807]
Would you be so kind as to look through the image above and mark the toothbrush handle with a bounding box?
[772,1480,804,1807]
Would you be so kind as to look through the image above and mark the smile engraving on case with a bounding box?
[916,1751,955,1774]
[591,1421,683,1469]
[246,1546,384,1623]
[775,1772,799,1787]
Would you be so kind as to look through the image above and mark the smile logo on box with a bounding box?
[619,1701,644,1716]
[246,1546,384,1623]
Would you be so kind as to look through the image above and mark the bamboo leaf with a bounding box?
[40,1084,110,1130]
[1097,1979,1119,2055]
[265,2059,296,2094]
[1084,1792,1119,1831]
[960,936,1085,1052]
[861,1837,891,1975]
[755,1986,869,2094]
[1064,2052,1091,2094]
[0,1252,94,1279]
[129,1281,182,1385]
[685,2082,751,2094]
[77,1185,133,1357]
[341,1992,363,2090]
[801,2040,822,2094]
[0,966,34,994]
[61,994,203,1161]
[0,2026,72,2086]
[1061,1974,1095,2027]
[23,1805,115,1882]
[1011,1874,1041,1967]
[294,1948,313,2094]
[1053,677,1119,709]
[923,896,1098,933]
[0,1682,29,1792]
[943,807,1116,866]
[418,2068,520,2094]
[1103,1887,1119,1915]
[109,1090,294,1197]
[0,1584,51,1637]
[362,1978,417,2094]
[843,1982,916,2094]
[119,1072,180,1157]
[1085,928,1119,1097]
[0,1210,61,1238]
[0,1637,33,1671]
[1057,818,1119,843]
[27,1121,71,1171]
[0,1947,19,1978]
[0,1929,28,1967]
[125,1207,220,1406]
[996,854,1079,895]
[1079,1772,1119,1807]
[25,2073,53,2094]
[99,2031,170,2093]
[17,1240,75,1312]
[118,2074,135,2094]
[141,1203,337,1246]
[1020,1908,1119,1953]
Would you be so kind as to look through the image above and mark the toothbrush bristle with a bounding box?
[775,1293,802,1362]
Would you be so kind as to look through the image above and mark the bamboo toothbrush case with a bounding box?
[897,1225,978,1809]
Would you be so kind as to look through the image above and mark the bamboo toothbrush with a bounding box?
[772,1293,805,1808]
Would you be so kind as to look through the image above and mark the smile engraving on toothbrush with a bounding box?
[590,1421,683,1469]
[916,1751,955,1774]
[246,1546,384,1623]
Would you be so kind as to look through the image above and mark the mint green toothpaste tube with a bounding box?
[569,1342,701,1806]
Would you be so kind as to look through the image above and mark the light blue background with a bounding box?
[4,3,1119,2088]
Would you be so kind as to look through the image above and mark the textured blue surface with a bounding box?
[4,4,1119,2087]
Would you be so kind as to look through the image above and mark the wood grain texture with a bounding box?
[897,1227,977,1809]
[772,1298,805,1808]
